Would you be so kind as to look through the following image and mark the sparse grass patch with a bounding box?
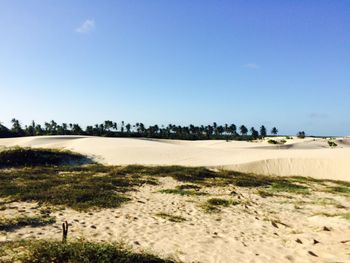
[0,165,158,211]
[327,186,350,196]
[311,198,346,208]
[0,147,92,168]
[328,141,338,147]
[159,184,206,196]
[177,184,202,190]
[0,240,175,263]
[342,213,350,221]
[201,198,239,213]
[0,215,55,231]
[313,212,340,217]
[257,189,276,198]
[207,198,231,206]
[155,213,186,222]
[270,181,309,195]
[267,139,286,145]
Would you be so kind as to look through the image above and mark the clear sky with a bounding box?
[1,0,349,135]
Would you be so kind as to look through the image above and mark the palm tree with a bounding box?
[271,127,278,136]
[239,125,248,136]
[121,121,125,133]
[125,123,131,133]
[260,125,267,137]
[250,127,259,139]
[11,118,24,136]
[229,124,237,136]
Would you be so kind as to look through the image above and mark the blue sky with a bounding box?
[0,0,349,135]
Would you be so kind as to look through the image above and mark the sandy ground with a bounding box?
[1,136,350,262]
[1,177,350,262]
[0,135,350,181]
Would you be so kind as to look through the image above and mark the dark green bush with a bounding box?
[0,147,92,168]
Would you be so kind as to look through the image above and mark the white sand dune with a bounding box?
[1,135,350,181]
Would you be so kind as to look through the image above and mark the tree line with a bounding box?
[0,119,279,140]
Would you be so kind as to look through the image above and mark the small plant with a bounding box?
[207,198,231,206]
[159,184,206,196]
[155,213,186,222]
[201,198,239,213]
[257,189,275,198]
[267,139,286,145]
[328,141,337,147]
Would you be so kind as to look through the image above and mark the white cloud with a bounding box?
[243,63,259,70]
[76,19,95,33]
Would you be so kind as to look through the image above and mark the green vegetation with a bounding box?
[0,215,55,231]
[257,189,276,198]
[0,147,92,168]
[0,118,279,140]
[328,141,338,147]
[0,240,175,263]
[267,139,286,145]
[271,127,278,136]
[268,139,278,144]
[0,164,159,211]
[201,198,239,213]
[206,198,232,206]
[1,148,349,212]
[342,213,350,221]
[297,131,306,138]
[270,181,309,194]
[159,184,206,196]
[327,186,350,196]
[155,213,186,222]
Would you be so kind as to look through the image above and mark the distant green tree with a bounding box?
[0,123,11,137]
[125,123,131,133]
[297,131,306,138]
[250,127,259,139]
[11,118,24,136]
[229,124,237,136]
[271,127,278,136]
[239,125,248,136]
[260,125,267,137]
[121,121,125,133]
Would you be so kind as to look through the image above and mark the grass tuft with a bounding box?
[0,215,55,231]
[159,184,206,196]
[270,181,309,194]
[201,198,239,213]
[155,213,186,222]
[327,186,350,196]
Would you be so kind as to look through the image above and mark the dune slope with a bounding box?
[0,135,349,181]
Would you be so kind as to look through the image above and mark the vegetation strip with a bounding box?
[0,240,176,263]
